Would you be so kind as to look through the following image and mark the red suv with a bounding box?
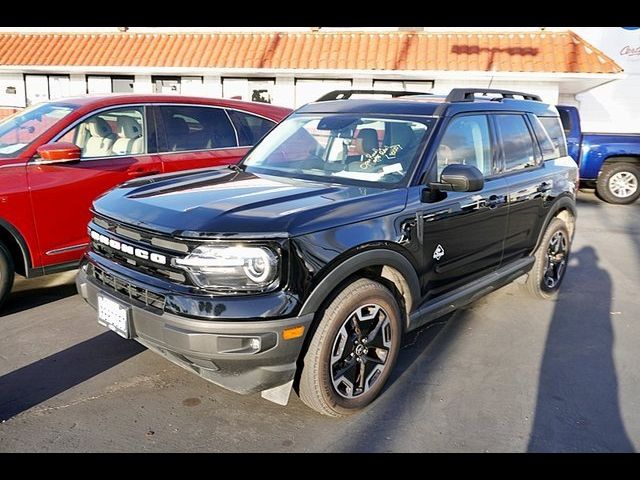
[0,94,291,306]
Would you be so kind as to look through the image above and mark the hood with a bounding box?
[92,167,407,238]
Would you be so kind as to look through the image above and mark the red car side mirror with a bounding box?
[37,142,81,164]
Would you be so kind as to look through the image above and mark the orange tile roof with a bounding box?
[0,31,622,74]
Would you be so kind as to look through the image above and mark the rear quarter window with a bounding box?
[227,110,276,146]
[538,116,568,157]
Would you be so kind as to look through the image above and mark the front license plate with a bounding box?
[97,294,131,339]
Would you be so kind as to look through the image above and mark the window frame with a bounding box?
[226,108,277,148]
[153,104,239,154]
[492,112,543,176]
[242,112,436,190]
[421,112,500,183]
[46,103,150,162]
[152,103,277,155]
[538,115,569,158]
[527,113,561,162]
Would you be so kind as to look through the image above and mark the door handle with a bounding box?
[538,182,552,193]
[486,194,505,208]
[127,168,161,178]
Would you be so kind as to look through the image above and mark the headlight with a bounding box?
[174,245,279,292]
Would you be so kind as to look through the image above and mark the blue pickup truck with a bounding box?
[557,105,640,204]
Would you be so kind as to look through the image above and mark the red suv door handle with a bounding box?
[127,167,161,178]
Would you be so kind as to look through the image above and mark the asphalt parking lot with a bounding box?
[0,191,639,452]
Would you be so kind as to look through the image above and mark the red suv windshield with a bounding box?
[0,102,77,157]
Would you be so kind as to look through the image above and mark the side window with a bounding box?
[436,115,493,177]
[530,115,560,161]
[158,106,238,153]
[558,109,572,134]
[495,115,537,172]
[227,110,276,146]
[59,107,145,159]
[539,117,568,157]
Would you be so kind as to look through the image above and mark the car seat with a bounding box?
[83,117,117,157]
[112,116,144,155]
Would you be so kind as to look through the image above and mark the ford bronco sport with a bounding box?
[77,88,578,416]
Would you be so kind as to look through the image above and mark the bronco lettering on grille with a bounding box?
[89,229,167,265]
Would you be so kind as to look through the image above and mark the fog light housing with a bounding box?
[217,334,276,354]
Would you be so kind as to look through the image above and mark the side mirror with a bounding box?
[430,164,484,192]
[36,142,81,164]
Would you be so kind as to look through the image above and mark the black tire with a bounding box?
[525,218,571,300]
[596,163,640,205]
[299,278,402,417]
[0,242,15,309]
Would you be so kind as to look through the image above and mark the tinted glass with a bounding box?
[227,110,276,146]
[558,109,572,133]
[59,107,144,159]
[243,114,432,186]
[436,115,493,176]
[159,106,238,152]
[539,117,568,157]
[495,115,537,172]
[530,114,559,161]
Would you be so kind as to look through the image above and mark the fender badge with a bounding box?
[433,244,445,260]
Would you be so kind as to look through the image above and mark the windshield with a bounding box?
[0,102,77,157]
[243,114,433,185]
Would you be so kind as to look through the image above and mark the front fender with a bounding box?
[298,247,421,318]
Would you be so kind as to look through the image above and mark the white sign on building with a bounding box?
[572,27,640,133]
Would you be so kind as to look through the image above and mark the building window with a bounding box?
[179,77,204,96]
[24,74,70,106]
[372,80,434,92]
[87,76,111,94]
[153,76,181,94]
[87,75,135,94]
[112,76,135,93]
[222,78,275,103]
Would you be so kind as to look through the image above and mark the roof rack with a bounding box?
[445,88,542,103]
[315,90,430,102]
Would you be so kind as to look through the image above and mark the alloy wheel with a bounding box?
[330,303,393,399]
[609,171,638,199]
[544,231,568,289]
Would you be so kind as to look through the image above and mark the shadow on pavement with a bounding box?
[329,312,464,452]
[0,332,144,422]
[1,283,79,317]
[527,247,634,452]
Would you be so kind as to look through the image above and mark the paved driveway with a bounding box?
[1,192,638,452]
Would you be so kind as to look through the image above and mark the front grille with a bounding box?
[90,214,190,285]
[90,263,166,311]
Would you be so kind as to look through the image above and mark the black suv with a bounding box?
[77,88,578,416]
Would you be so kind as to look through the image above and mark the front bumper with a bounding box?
[76,259,314,397]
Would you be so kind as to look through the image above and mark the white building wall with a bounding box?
[433,78,560,104]
[570,27,640,133]
[273,77,295,107]
[0,73,25,107]
[203,76,223,98]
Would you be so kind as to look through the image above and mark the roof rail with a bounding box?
[316,90,429,102]
[445,88,542,103]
